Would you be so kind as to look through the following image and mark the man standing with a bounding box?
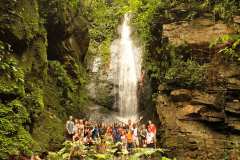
[66,116,75,140]
[146,128,155,148]
[147,120,157,147]
[132,123,139,147]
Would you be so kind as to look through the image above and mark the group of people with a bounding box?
[65,116,157,152]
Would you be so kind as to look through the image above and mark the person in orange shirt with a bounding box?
[126,127,133,153]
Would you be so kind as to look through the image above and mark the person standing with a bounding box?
[126,127,133,153]
[112,123,121,143]
[147,120,157,147]
[66,116,75,140]
[79,119,85,139]
[139,124,148,147]
[146,128,155,148]
[92,124,100,140]
[121,129,127,150]
[132,123,139,147]
[128,119,133,130]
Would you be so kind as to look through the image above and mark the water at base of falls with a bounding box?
[110,14,142,122]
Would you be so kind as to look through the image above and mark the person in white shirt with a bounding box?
[66,116,75,140]
[132,123,139,147]
[146,128,155,148]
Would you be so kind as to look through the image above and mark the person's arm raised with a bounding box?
[136,116,143,124]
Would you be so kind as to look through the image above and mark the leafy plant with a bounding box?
[48,140,173,160]
[211,34,240,63]
[165,59,207,87]
[48,61,89,116]
[0,101,34,159]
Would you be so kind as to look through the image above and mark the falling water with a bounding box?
[110,14,142,121]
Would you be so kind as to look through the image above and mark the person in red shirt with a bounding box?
[147,120,156,134]
[147,120,157,147]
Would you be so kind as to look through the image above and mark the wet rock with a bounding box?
[170,89,192,102]
[87,72,115,110]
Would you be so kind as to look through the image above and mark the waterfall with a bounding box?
[110,14,142,121]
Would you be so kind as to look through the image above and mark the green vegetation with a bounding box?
[48,61,89,116]
[126,0,239,88]
[165,58,207,87]
[48,141,173,160]
[0,58,36,159]
[0,98,33,158]
[0,58,25,96]
[0,0,90,157]
[211,34,240,63]
[82,0,127,65]
[144,44,207,88]
[31,111,64,152]
[0,0,239,159]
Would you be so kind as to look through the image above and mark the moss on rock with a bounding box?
[31,111,64,152]
[0,0,89,158]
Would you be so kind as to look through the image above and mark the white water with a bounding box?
[110,14,142,121]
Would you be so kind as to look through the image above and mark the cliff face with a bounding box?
[151,9,240,160]
[0,0,89,158]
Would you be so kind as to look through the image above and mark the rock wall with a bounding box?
[143,4,240,159]
[0,0,89,158]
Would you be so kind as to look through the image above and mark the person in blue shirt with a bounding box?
[112,123,122,143]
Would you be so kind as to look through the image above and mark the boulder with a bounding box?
[170,89,192,102]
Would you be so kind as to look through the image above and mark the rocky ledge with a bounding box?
[156,16,240,159]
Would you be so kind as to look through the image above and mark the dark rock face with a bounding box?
[39,0,89,63]
[154,16,240,159]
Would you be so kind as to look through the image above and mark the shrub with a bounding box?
[211,34,240,63]
[0,102,33,159]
